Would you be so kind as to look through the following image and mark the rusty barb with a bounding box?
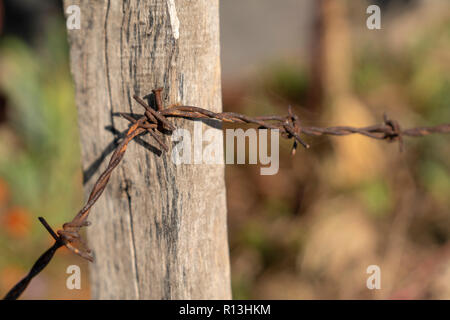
[4,88,450,299]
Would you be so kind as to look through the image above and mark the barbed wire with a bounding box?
[3,88,449,299]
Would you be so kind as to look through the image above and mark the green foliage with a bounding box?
[0,17,82,271]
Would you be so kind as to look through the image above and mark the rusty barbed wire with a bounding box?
[3,218,63,300]
[3,88,449,300]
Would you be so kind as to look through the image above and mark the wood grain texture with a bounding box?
[63,0,231,299]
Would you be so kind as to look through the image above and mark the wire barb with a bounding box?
[3,218,64,300]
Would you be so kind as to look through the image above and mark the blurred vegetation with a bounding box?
[224,1,450,299]
[0,5,89,298]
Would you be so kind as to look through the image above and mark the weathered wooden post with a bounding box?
[64,0,231,299]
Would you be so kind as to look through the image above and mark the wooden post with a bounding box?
[64,0,231,299]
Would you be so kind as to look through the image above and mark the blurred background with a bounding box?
[0,0,449,299]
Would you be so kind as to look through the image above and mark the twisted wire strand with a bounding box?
[4,90,449,300]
